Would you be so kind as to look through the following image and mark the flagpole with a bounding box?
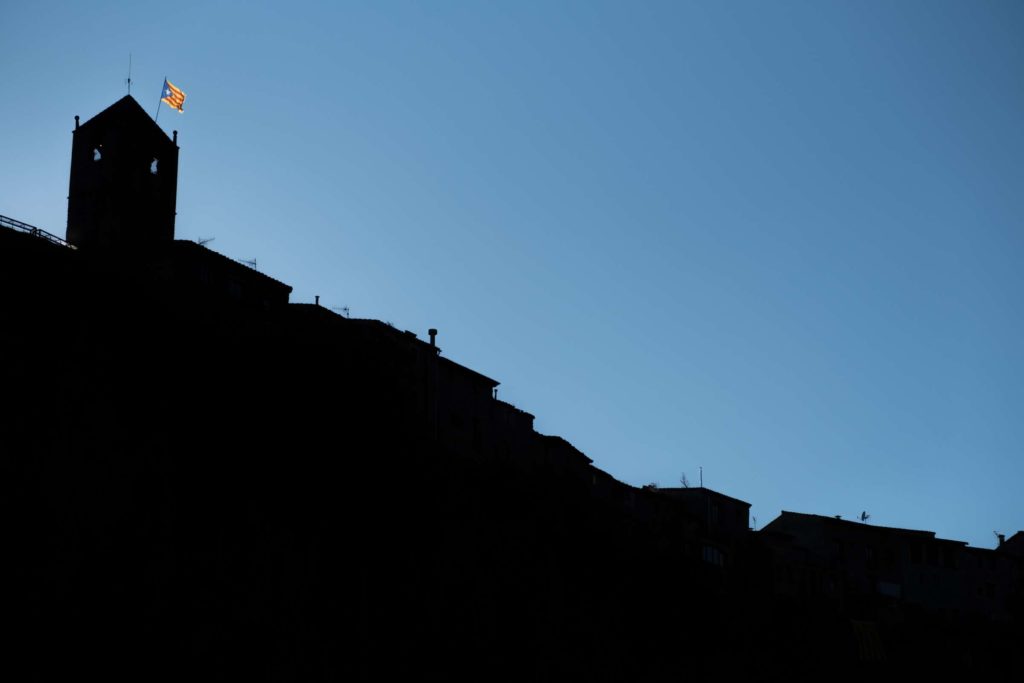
[154,77,164,123]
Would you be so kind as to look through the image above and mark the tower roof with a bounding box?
[76,95,175,145]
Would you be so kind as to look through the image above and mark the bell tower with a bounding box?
[66,95,179,251]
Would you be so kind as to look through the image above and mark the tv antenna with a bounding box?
[238,258,257,270]
[330,306,351,318]
[859,511,871,523]
[125,53,132,95]
[196,236,215,247]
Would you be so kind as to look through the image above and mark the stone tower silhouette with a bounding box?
[66,95,179,250]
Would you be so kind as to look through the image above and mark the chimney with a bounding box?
[315,295,320,306]
[428,328,437,347]
[998,534,1006,548]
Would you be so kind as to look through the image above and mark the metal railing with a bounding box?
[0,213,76,250]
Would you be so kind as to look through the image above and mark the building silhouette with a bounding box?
[67,96,179,251]
[1,95,1020,679]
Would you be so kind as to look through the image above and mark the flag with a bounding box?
[160,79,186,113]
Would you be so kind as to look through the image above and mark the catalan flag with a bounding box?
[160,79,186,113]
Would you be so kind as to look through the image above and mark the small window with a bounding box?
[702,545,724,567]
[93,148,102,161]
[150,158,159,174]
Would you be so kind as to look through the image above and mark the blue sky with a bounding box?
[3,1,1022,548]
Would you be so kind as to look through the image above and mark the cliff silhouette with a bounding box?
[1,96,1019,680]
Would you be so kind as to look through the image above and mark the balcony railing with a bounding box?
[0,213,76,250]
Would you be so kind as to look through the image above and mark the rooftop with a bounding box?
[655,486,752,508]
[768,511,968,545]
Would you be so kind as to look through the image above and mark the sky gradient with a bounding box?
[2,0,1022,548]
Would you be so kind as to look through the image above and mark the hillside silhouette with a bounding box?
[1,96,1019,680]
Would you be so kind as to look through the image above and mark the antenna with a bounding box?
[859,511,871,523]
[699,466,703,488]
[238,258,257,270]
[330,306,351,318]
[196,237,215,247]
[125,53,132,94]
